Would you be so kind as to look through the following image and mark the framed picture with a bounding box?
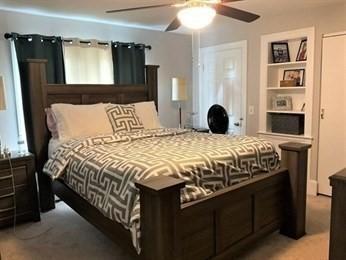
[272,96,293,111]
[283,69,305,86]
[271,42,290,63]
[296,39,307,61]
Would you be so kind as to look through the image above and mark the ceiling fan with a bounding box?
[106,0,260,32]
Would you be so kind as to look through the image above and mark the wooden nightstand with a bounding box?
[0,152,40,228]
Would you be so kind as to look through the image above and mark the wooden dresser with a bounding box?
[0,152,40,228]
[329,168,346,260]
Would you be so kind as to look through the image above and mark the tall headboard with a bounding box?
[20,59,159,211]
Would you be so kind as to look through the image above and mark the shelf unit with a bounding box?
[267,87,306,90]
[267,110,305,115]
[267,61,307,67]
[258,27,315,195]
[259,27,315,139]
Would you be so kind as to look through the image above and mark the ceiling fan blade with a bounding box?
[106,4,174,14]
[165,17,181,32]
[213,5,260,22]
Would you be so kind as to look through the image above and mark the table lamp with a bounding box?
[172,77,187,128]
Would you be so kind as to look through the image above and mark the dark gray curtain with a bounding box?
[13,33,65,212]
[112,42,146,84]
[14,33,65,84]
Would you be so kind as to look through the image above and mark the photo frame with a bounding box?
[271,42,290,63]
[283,69,305,86]
[296,39,307,61]
[272,96,293,111]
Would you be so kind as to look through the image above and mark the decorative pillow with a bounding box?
[133,101,161,129]
[51,103,113,141]
[106,104,144,133]
[45,108,59,139]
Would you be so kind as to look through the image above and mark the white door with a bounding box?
[199,41,247,135]
[318,33,346,196]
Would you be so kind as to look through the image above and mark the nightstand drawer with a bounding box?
[0,166,27,189]
[0,191,14,210]
[0,207,14,220]
[0,186,32,213]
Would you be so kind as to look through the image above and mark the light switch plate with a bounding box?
[249,106,255,115]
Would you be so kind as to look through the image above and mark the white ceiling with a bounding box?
[0,0,344,33]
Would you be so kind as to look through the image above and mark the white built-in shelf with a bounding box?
[267,87,306,90]
[267,61,307,67]
[259,28,315,194]
[267,110,305,115]
[257,131,313,140]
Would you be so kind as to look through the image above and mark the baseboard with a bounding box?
[307,179,318,196]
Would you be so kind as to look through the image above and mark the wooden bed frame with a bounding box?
[21,59,311,260]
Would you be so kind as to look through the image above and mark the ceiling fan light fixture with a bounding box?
[177,6,216,30]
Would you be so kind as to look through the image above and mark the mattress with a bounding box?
[43,128,279,253]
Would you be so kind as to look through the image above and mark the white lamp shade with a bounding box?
[172,78,187,101]
[0,76,6,111]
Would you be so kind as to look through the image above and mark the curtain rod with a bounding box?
[4,33,152,50]
[4,33,60,42]
[112,41,152,50]
[63,39,110,46]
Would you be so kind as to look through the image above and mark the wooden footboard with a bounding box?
[136,142,311,260]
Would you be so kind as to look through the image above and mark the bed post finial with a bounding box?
[145,65,159,110]
[135,176,185,260]
[279,142,311,239]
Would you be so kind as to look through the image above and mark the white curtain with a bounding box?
[63,39,114,84]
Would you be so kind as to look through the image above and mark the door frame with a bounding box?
[317,31,346,195]
[199,40,247,135]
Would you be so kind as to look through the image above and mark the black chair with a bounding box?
[207,104,229,134]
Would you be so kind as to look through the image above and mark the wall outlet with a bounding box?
[249,105,255,115]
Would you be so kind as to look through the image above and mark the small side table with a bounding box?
[0,152,40,228]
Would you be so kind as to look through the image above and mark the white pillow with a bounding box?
[51,103,113,141]
[134,101,161,129]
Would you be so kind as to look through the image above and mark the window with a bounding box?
[63,39,114,84]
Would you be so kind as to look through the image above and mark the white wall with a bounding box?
[194,3,346,181]
[0,9,193,150]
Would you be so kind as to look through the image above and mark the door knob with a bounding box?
[234,122,240,126]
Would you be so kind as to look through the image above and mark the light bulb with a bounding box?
[177,6,216,30]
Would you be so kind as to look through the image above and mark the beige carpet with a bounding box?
[0,195,331,260]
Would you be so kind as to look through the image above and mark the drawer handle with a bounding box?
[0,192,15,199]
[0,207,15,213]
[0,175,12,181]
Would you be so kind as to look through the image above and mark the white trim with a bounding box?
[323,31,346,38]
[257,131,313,141]
[199,41,248,135]
[307,179,318,196]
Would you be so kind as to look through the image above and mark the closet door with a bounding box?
[318,33,346,196]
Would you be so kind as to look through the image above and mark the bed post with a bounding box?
[145,65,159,110]
[279,142,311,239]
[20,59,55,212]
[135,176,185,260]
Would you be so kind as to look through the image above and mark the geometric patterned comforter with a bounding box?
[43,128,279,253]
